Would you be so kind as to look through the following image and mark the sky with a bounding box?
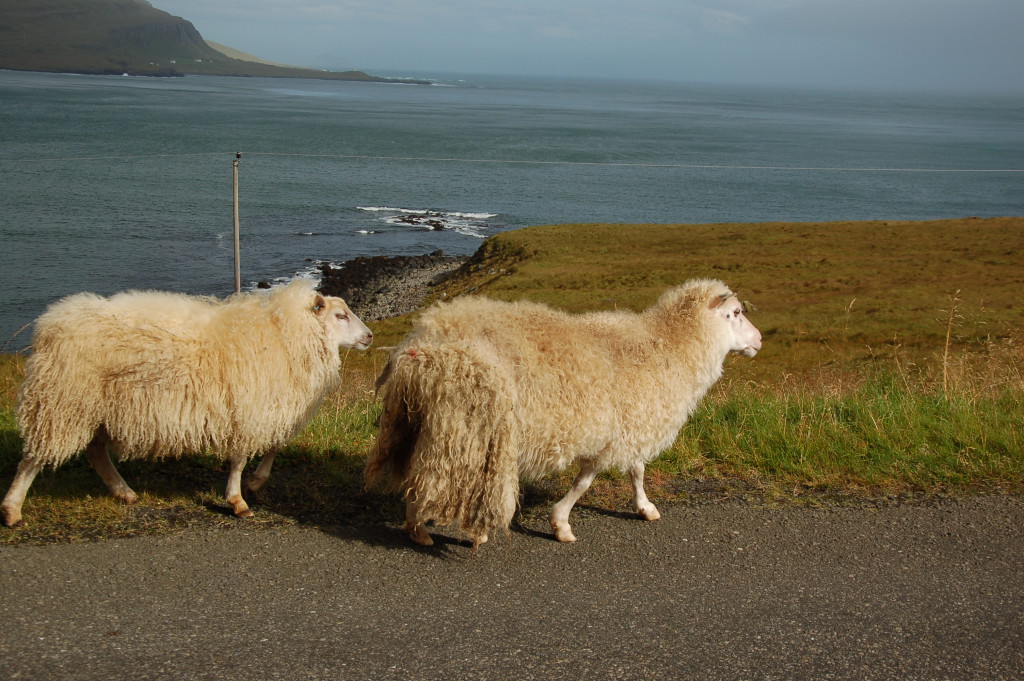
[151,0,1024,93]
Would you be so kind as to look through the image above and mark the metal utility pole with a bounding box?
[232,152,241,294]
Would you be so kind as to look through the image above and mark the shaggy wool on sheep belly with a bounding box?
[366,279,762,547]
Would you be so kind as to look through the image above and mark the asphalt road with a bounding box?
[2,496,1022,681]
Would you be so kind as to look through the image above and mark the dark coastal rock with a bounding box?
[317,250,468,320]
[395,214,447,230]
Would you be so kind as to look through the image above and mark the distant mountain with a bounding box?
[0,0,425,83]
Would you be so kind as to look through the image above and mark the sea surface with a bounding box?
[1,69,1022,348]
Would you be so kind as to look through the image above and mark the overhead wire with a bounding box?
[0,151,1021,173]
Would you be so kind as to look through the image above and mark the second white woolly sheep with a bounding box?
[366,278,761,548]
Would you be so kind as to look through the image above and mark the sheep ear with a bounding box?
[708,292,731,310]
[312,294,326,315]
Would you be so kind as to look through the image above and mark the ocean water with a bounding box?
[1,69,1022,348]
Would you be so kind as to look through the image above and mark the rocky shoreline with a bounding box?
[314,250,469,321]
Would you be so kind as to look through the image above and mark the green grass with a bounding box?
[2,218,1022,544]
[661,358,1023,499]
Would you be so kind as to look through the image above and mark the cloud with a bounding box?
[537,25,582,40]
[755,0,1023,42]
[700,9,749,35]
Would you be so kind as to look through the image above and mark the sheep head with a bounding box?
[708,289,761,357]
[314,294,374,350]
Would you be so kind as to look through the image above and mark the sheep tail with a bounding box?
[367,345,519,539]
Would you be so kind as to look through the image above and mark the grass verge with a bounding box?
[2,218,1022,544]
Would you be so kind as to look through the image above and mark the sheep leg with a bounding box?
[2,456,45,527]
[404,492,434,546]
[550,460,600,543]
[245,449,277,493]
[225,456,254,519]
[85,437,139,504]
[630,462,661,521]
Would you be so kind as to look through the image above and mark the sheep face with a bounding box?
[711,294,761,357]
[314,295,374,350]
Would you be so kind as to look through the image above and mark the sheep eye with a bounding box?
[336,313,348,321]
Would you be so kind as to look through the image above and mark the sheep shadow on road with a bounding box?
[1,440,661,552]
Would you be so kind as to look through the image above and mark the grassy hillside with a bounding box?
[2,218,1022,544]
[369,217,1024,381]
[0,0,419,81]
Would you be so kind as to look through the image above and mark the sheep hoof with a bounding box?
[115,491,139,505]
[228,496,254,519]
[2,510,23,528]
[406,522,434,546]
[639,505,661,522]
[470,535,488,555]
[553,524,577,543]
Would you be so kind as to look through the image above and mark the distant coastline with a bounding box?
[0,64,432,84]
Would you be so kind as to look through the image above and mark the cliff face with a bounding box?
[0,0,424,82]
[106,19,214,55]
[0,0,216,75]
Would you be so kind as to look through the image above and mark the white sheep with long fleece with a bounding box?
[365,278,761,548]
[2,280,373,527]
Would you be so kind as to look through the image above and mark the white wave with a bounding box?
[448,211,498,219]
[357,206,410,213]
[358,206,495,219]
[243,265,321,293]
[357,206,449,216]
[357,205,499,239]
[445,221,490,239]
